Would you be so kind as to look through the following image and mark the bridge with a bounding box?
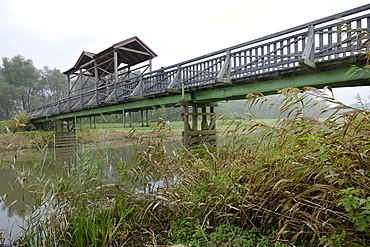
[29,4,370,146]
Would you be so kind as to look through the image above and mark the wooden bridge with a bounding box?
[30,4,370,146]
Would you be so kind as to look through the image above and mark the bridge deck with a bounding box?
[29,4,370,122]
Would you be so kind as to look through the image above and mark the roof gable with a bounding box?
[64,36,157,75]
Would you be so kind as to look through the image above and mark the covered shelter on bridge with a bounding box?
[61,36,157,111]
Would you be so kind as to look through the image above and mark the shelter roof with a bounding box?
[64,36,157,76]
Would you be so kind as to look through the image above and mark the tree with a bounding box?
[0,55,40,113]
[39,66,68,104]
[0,74,16,119]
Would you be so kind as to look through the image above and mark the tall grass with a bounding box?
[4,86,370,246]
[128,87,370,246]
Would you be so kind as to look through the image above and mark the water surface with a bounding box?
[0,141,177,244]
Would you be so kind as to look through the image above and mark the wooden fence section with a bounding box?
[29,5,370,118]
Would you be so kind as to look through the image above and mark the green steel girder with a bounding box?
[191,68,370,102]
[35,93,192,122]
[32,67,370,123]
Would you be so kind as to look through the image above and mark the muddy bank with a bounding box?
[0,129,182,150]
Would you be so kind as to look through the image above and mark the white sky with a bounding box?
[0,0,369,105]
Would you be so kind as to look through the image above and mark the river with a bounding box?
[0,140,178,244]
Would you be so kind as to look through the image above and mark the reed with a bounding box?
[4,86,370,246]
[129,87,370,246]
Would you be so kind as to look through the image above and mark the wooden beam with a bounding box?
[117,47,151,56]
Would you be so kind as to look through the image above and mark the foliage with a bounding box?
[3,86,370,246]
[20,147,145,247]
[0,55,40,117]
[0,111,32,161]
[39,66,68,104]
[129,87,370,246]
[336,188,370,233]
[0,55,67,120]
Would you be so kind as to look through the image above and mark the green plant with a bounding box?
[319,230,347,247]
[336,188,370,233]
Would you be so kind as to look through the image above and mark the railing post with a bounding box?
[67,75,71,111]
[114,49,119,101]
[168,65,181,89]
[94,61,99,105]
[300,25,317,70]
[123,110,126,128]
[215,50,232,84]
[78,69,83,109]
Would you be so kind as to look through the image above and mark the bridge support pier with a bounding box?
[180,101,217,146]
[52,120,77,149]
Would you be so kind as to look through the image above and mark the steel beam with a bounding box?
[193,68,370,102]
[33,93,192,122]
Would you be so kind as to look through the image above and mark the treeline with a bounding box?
[0,55,67,120]
[217,94,332,119]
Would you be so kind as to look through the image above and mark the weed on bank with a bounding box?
[1,87,370,246]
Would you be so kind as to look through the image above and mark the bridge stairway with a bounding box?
[53,131,77,148]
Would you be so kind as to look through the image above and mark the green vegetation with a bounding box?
[0,85,369,246]
[0,55,68,120]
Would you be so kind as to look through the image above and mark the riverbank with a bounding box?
[0,127,183,150]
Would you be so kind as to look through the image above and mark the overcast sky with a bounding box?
[0,0,369,105]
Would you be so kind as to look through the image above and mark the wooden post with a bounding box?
[94,61,99,105]
[183,105,189,146]
[146,109,149,127]
[67,75,71,111]
[123,110,126,128]
[114,49,119,100]
[141,110,144,127]
[129,111,132,127]
[201,106,208,130]
[210,105,216,130]
[79,68,83,109]
[192,105,198,131]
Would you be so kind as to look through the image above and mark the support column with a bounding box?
[180,101,217,147]
[129,111,132,127]
[123,110,126,128]
[201,106,208,130]
[182,104,189,146]
[141,110,144,127]
[146,109,149,127]
[210,105,216,130]
[192,105,198,131]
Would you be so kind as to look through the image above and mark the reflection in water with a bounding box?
[0,141,177,243]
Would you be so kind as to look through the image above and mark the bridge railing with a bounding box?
[29,4,370,118]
